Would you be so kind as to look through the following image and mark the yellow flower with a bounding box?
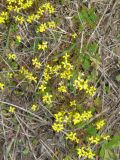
[63,115,69,123]
[27,14,35,23]
[70,100,76,106]
[13,6,21,13]
[88,136,100,144]
[101,134,110,140]
[7,5,13,11]
[63,52,70,59]
[39,84,46,92]
[7,72,13,78]
[25,73,37,83]
[32,58,41,69]
[47,21,56,28]
[96,120,106,130]
[37,23,47,33]
[45,64,53,72]
[58,85,67,93]
[43,71,51,81]
[54,112,65,123]
[81,111,92,121]
[19,67,37,83]
[14,15,24,25]
[52,65,61,75]
[86,86,96,96]
[16,35,22,42]
[66,132,79,143]
[71,33,77,39]
[31,104,38,111]
[0,17,5,23]
[52,123,64,132]
[77,147,87,158]
[42,3,55,14]
[60,69,72,80]
[0,82,5,90]
[73,112,82,125]
[77,147,95,159]
[37,8,44,16]
[0,11,9,24]
[42,92,53,104]
[87,148,96,159]
[22,1,33,9]
[61,61,72,69]
[83,80,89,90]
[19,66,28,75]
[9,106,15,113]
[8,53,16,60]
[73,78,84,90]
[38,41,48,50]
[73,111,92,125]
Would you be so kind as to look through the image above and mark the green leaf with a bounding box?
[88,8,97,23]
[87,42,98,55]
[83,58,90,70]
[104,149,117,160]
[87,126,97,136]
[22,148,29,155]
[79,7,98,28]
[116,33,120,40]
[116,74,120,81]
[106,136,120,149]
[100,136,120,159]
[10,24,18,33]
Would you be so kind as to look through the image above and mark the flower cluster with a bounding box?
[77,147,95,159]
[0,11,9,24]
[88,134,110,144]
[101,134,110,140]
[66,132,79,143]
[14,15,24,25]
[36,21,56,33]
[60,53,73,80]
[73,75,96,96]
[7,0,34,12]
[38,81,47,92]
[73,111,92,125]
[52,110,92,135]
[52,123,64,132]
[52,111,65,132]
[32,58,41,69]
[19,66,37,83]
[96,119,106,130]
[38,63,62,104]
[42,3,55,14]
[88,136,100,144]
[58,81,67,93]
[54,111,65,122]
[6,1,55,27]
[42,92,53,105]
[8,53,17,60]
[26,3,55,23]
[38,41,48,50]
[31,104,38,112]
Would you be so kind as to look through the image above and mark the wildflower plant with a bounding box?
[0,1,116,160]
